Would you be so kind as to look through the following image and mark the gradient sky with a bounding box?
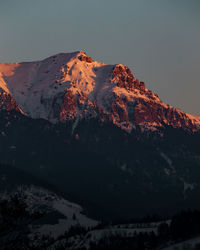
[0,0,199,115]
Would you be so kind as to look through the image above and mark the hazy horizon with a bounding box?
[1,0,200,115]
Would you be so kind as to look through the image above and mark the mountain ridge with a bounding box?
[0,51,199,132]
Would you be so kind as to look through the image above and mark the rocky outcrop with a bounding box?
[0,88,21,112]
[59,90,77,121]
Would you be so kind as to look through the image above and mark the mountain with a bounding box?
[0,52,200,222]
[0,51,200,132]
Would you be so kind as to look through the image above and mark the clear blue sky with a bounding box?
[0,0,199,115]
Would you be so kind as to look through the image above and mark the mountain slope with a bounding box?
[0,51,199,132]
[0,109,200,220]
[0,52,200,221]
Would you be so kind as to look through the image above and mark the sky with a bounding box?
[0,0,200,115]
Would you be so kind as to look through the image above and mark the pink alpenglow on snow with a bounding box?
[0,51,199,132]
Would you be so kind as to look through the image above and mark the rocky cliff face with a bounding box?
[0,88,21,112]
[0,51,199,132]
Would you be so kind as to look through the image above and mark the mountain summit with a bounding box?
[0,51,199,132]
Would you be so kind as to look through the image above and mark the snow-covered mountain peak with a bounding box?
[0,52,105,119]
[0,51,199,132]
